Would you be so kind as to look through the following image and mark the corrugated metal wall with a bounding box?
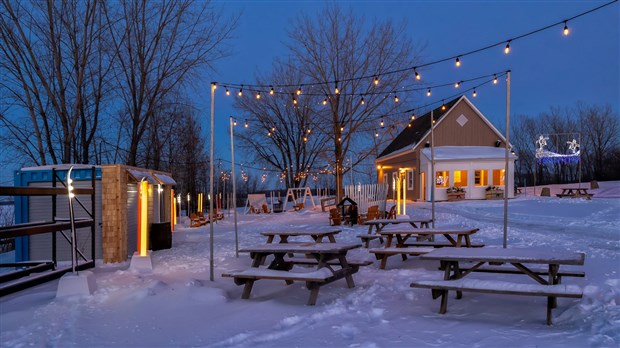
[126,183,138,256]
[28,181,102,261]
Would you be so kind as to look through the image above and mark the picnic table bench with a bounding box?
[261,229,340,243]
[222,242,363,305]
[411,247,585,325]
[359,218,433,247]
[556,187,593,199]
[370,228,481,269]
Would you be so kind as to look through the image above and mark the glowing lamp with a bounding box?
[473,90,477,97]
[563,22,569,36]
[427,88,431,96]
[374,76,379,85]
[414,69,421,80]
[455,57,461,67]
[270,87,275,95]
[504,41,511,54]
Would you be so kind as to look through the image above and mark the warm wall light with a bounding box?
[138,179,148,257]
[377,165,382,170]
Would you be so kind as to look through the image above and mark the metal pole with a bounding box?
[230,116,239,258]
[209,82,216,281]
[503,70,511,248]
[430,109,435,229]
[578,133,582,189]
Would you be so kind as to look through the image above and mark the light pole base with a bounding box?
[56,270,97,298]
[129,251,153,273]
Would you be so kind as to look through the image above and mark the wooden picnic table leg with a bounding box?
[241,280,255,299]
[327,235,337,243]
[337,255,355,288]
[443,234,458,247]
[307,283,320,305]
[379,235,394,270]
[464,235,472,247]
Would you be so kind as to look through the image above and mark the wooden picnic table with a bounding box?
[222,242,363,305]
[371,228,481,269]
[260,229,340,243]
[557,187,593,199]
[359,218,433,247]
[412,247,585,325]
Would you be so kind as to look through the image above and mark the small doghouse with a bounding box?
[337,197,358,226]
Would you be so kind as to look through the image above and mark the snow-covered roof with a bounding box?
[421,146,517,161]
[20,164,100,171]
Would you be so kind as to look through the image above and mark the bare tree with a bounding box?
[579,103,619,180]
[285,5,423,198]
[234,63,330,189]
[103,0,238,167]
[0,0,108,165]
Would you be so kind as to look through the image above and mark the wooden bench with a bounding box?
[356,234,383,245]
[406,241,485,248]
[320,196,337,212]
[284,257,373,267]
[458,264,584,282]
[410,278,583,325]
[368,247,434,260]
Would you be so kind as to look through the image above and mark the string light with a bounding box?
[244,120,248,128]
[374,76,379,85]
[360,96,365,105]
[213,2,613,96]
[292,94,297,105]
[493,74,498,84]
[296,87,302,95]
[408,123,412,128]
[256,92,261,99]
[303,136,308,142]
[270,86,275,95]
[238,86,243,96]
[268,131,272,137]
[340,126,344,132]
[380,118,384,128]
[394,95,399,103]
[414,68,421,80]
[307,128,311,134]
[233,119,237,126]
[225,88,230,96]
[454,81,461,88]
[427,88,431,96]
[441,100,446,110]
[322,97,327,105]
[334,81,339,94]
[411,113,415,120]
[504,40,511,54]
[375,130,379,137]
[473,89,477,97]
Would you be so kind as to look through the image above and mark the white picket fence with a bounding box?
[343,184,389,214]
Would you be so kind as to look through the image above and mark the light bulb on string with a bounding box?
[303,136,308,142]
[244,120,248,128]
[380,118,384,128]
[504,40,511,54]
[233,119,237,126]
[563,21,569,36]
[414,68,421,80]
[225,88,230,96]
[374,76,379,85]
[292,94,297,105]
[361,96,365,105]
[441,100,446,111]
[454,81,461,88]
[455,57,461,67]
[307,128,311,134]
[473,89,477,97]
[427,88,431,97]
[340,126,344,132]
[411,113,415,121]
[375,130,379,137]
[334,81,340,94]
[394,95,399,103]
[296,87,302,95]
[493,75,498,84]
[238,87,243,97]
[256,92,261,99]
[322,97,328,106]
[267,131,272,137]
[271,126,275,132]
[408,122,412,128]
[269,86,274,95]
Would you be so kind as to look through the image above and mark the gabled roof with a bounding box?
[377,96,461,158]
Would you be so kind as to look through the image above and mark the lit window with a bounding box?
[435,171,449,188]
[454,170,467,187]
[474,170,488,186]
[493,169,505,186]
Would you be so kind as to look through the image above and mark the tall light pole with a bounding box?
[230,116,239,257]
[503,70,511,248]
[430,109,436,229]
[209,82,216,281]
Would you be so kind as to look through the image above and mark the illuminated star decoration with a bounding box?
[567,139,580,154]
[536,135,549,151]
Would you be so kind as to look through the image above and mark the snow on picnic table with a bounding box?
[0,181,619,348]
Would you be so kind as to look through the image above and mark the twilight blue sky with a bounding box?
[203,0,619,165]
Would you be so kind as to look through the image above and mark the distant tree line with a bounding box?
[0,0,237,197]
[511,102,619,186]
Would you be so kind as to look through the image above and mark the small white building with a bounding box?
[420,146,517,201]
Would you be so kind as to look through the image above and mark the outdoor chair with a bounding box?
[329,208,342,226]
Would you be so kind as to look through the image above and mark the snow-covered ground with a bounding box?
[1,182,619,347]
